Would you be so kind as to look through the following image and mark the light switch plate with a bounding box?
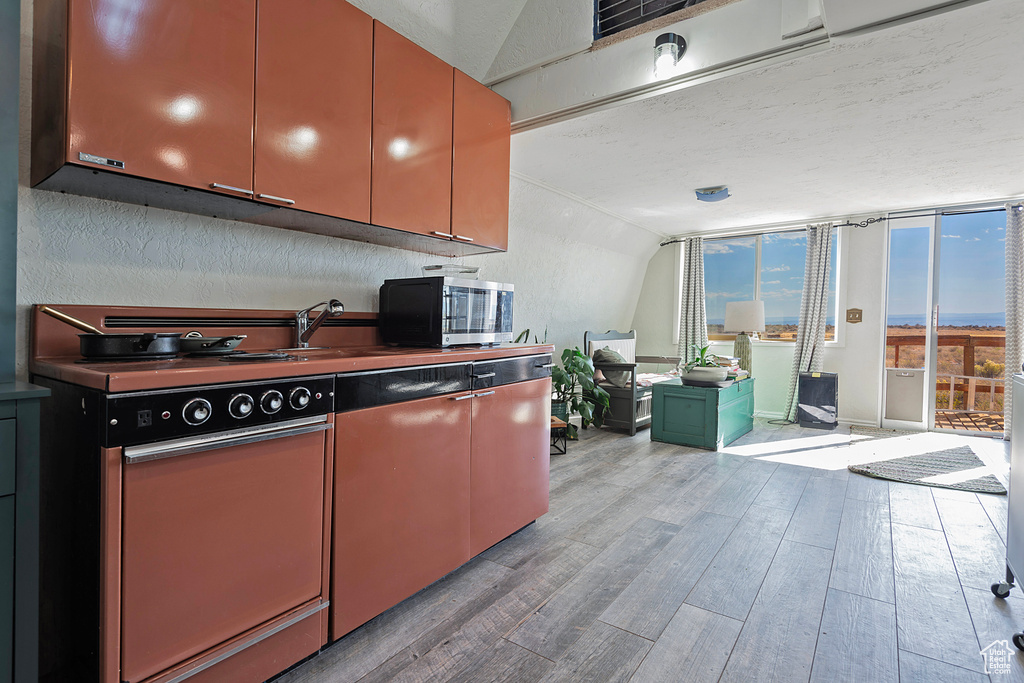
[846,308,863,324]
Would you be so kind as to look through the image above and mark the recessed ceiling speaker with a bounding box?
[695,186,730,202]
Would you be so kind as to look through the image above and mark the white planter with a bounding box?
[683,366,729,383]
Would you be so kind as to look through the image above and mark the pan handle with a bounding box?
[40,306,105,335]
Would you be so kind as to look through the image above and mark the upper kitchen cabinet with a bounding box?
[254,1,372,221]
[32,2,510,257]
[452,71,511,252]
[39,0,257,194]
[371,22,454,238]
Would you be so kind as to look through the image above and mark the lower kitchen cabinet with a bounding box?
[332,392,472,638]
[470,378,551,556]
[0,384,48,683]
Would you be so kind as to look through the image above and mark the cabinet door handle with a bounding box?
[257,193,296,205]
[431,231,453,238]
[453,234,474,242]
[452,394,476,401]
[210,183,254,196]
[537,363,554,369]
[472,372,496,379]
[474,391,496,398]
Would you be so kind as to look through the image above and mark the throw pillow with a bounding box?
[593,347,631,388]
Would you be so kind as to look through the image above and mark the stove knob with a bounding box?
[260,390,284,414]
[228,393,255,419]
[182,398,212,426]
[289,387,312,410]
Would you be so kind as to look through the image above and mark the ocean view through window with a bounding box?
[703,231,837,341]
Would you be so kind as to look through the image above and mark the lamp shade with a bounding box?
[724,300,766,333]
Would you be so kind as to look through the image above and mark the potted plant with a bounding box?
[681,344,729,383]
[551,347,611,439]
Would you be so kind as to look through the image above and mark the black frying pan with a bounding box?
[40,306,183,359]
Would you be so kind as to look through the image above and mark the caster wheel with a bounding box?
[993,582,1013,599]
[1013,633,1024,651]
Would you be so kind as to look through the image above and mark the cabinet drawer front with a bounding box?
[471,354,552,390]
[0,420,13,497]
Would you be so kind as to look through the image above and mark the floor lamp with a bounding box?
[725,300,765,374]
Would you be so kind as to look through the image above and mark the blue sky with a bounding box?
[704,232,836,325]
[887,210,1005,322]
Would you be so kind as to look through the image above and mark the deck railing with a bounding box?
[887,333,1005,414]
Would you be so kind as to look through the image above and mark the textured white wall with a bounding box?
[15,0,659,380]
[632,225,886,424]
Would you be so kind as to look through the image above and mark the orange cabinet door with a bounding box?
[66,0,256,196]
[120,432,326,682]
[371,21,454,237]
[470,379,551,556]
[254,0,372,220]
[452,70,511,251]
[332,394,471,638]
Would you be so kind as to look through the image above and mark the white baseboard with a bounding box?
[754,411,879,429]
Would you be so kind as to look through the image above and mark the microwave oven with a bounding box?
[379,277,514,347]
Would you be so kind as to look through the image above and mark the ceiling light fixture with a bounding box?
[695,186,730,202]
[654,33,686,79]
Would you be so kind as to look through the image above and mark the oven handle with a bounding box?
[123,416,332,464]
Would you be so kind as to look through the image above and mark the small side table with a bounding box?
[550,416,568,455]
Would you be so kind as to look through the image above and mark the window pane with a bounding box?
[704,237,756,337]
[760,232,805,340]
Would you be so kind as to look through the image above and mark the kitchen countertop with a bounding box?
[30,344,556,393]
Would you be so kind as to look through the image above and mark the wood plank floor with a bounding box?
[275,420,1020,683]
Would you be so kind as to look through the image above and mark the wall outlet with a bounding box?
[846,308,863,324]
[137,409,152,428]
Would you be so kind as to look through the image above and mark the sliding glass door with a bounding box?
[882,208,1007,433]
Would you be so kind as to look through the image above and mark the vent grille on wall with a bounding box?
[595,0,713,40]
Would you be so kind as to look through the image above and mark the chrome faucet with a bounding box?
[294,299,345,348]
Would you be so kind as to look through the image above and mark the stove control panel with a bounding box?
[103,375,335,448]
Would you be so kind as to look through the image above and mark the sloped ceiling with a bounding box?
[346,0,529,80]
[509,0,1024,235]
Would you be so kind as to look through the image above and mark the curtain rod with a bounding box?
[661,203,1022,247]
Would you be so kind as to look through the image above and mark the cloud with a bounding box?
[790,276,804,281]
[707,291,752,299]
[968,237,981,242]
[761,288,803,300]
[943,234,961,239]
[704,243,734,254]
[764,265,791,273]
[763,280,781,285]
